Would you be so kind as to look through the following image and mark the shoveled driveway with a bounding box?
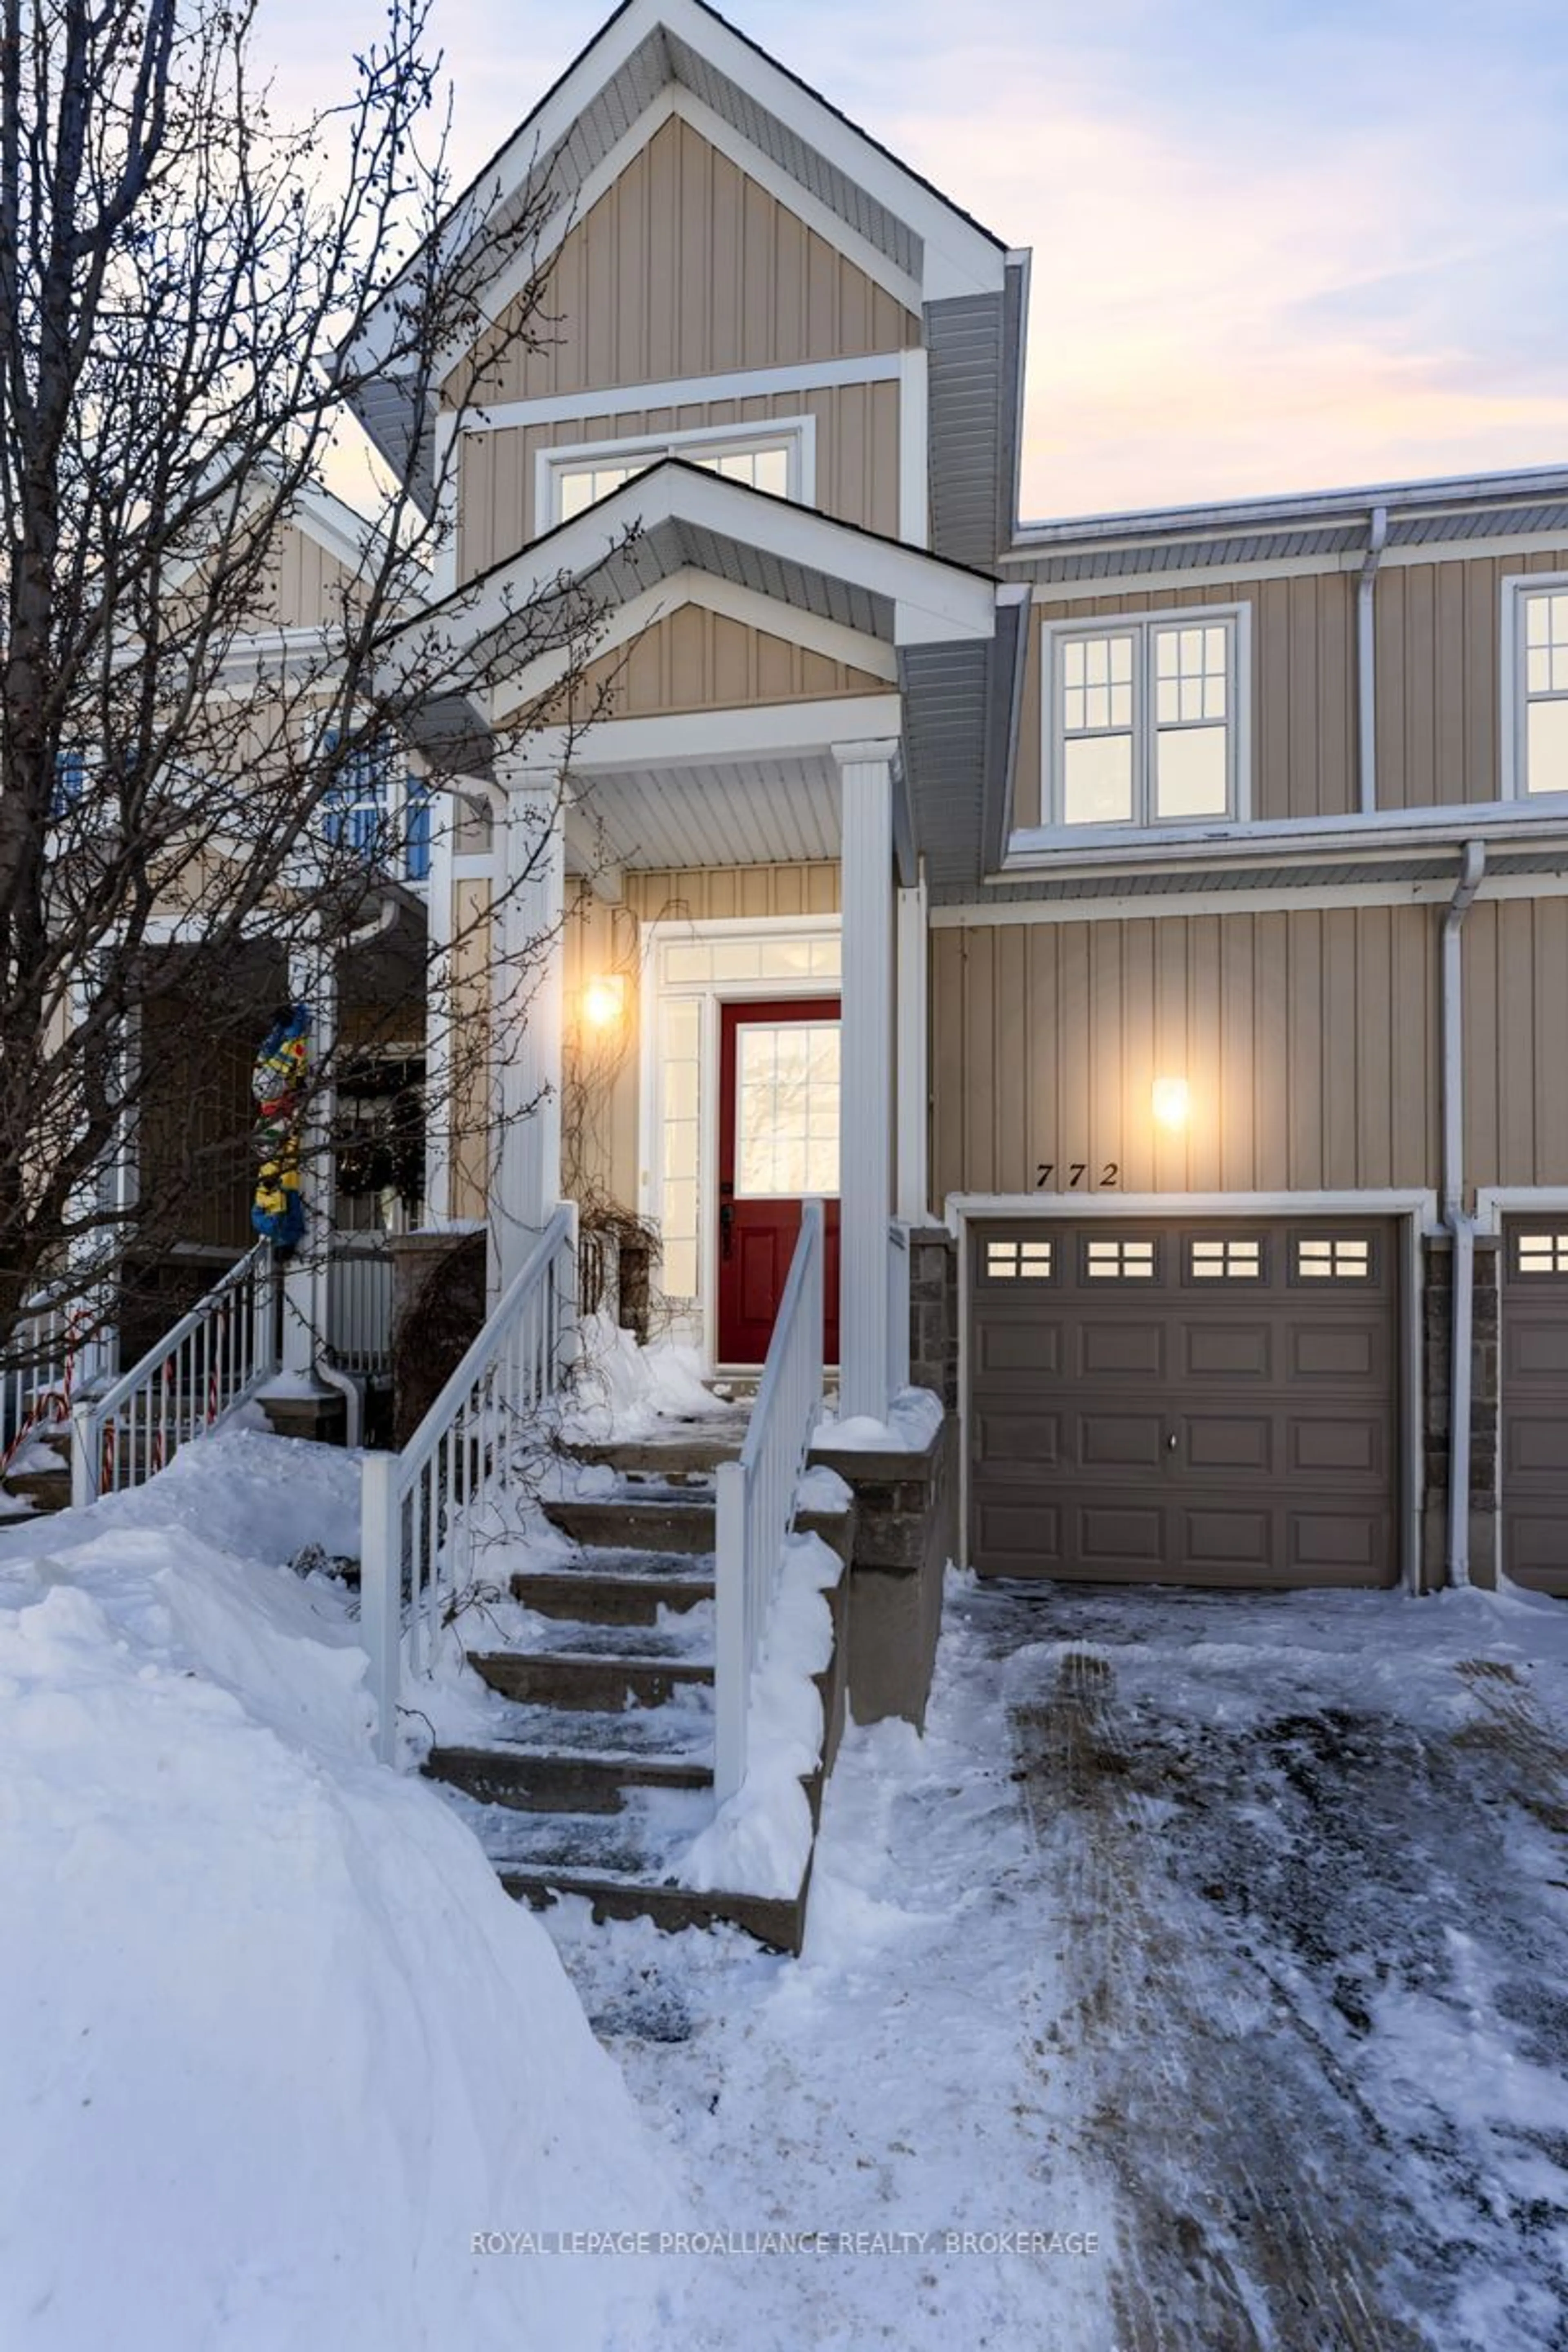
[980,1578,1568,2352]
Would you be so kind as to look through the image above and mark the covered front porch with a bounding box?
[417,456,1019,1425]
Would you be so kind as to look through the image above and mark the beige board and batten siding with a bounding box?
[459,381,902,575]
[569,610,887,720]
[448,116,919,408]
[931,906,1440,1199]
[1014,545,1568,833]
[1462,897,1568,1187]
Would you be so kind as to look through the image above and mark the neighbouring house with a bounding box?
[13,0,1568,1939]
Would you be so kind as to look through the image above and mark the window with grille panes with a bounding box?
[1044,610,1246,829]
[547,425,803,527]
[1508,581,1568,796]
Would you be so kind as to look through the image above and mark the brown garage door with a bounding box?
[969,1217,1400,1588]
[1501,1217,1568,1596]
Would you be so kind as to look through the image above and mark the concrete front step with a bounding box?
[499,1865,809,1954]
[470,1649,713,1711]
[562,1433,745,1476]
[511,1557,716,1625]
[544,1496,716,1554]
[424,1742,713,1813]
[2,1467,71,1513]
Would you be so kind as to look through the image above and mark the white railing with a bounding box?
[70,1242,278,1506]
[326,1235,394,1375]
[713,1199,826,1808]
[887,1218,911,1401]
[1,1295,78,1466]
[359,1204,577,1765]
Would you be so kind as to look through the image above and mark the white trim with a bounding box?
[1476,1184,1568,1236]
[458,350,909,438]
[896,876,929,1221]
[1002,530,1568,602]
[491,566,896,719]
[1500,570,1568,804]
[898,350,928,550]
[436,463,995,673]
[1036,601,1252,840]
[521,695,903,771]
[932,871,1568,929]
[1002,791,1568,879]
[535,414,816,533]
[947,1187,1436,1593]
[639,913,843,1370]
[837,743,895,1418]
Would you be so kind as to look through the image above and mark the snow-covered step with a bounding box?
[510,1552,716,1625]
[470,1644,713,1712]
[543,1493,717,1554]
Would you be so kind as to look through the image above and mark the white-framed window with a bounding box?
[1502,575,1568,799]
[1041,607,1249,831]
[542,417,813,530]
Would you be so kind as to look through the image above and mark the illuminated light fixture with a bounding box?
[581,973,627,1031]
[1151,1076,1191,1131]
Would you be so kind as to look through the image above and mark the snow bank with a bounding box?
[561,1313,727,1441]
[0,1432,678,2352]
[812,1385,945,1454]
[680,1531,841,1899]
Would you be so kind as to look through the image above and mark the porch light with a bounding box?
[1151,1076,1190,1131]
[581,973,627,1032]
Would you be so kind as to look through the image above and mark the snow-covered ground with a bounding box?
[7,1423,1568,2352]
[0,1433,680,2352]
[538,1573,1568,2352]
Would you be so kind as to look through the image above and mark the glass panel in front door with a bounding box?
[734,1021,840,1198]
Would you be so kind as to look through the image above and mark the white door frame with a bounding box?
[639,914,842,1371]
[946,1188,1441,1594]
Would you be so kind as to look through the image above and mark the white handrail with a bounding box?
[887,1218,911,1400]
[360,1204,577,1764]
[70,1241,278,1507]
[713,1199,826,1808]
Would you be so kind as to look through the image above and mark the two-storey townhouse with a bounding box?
[320,0,1568,1607]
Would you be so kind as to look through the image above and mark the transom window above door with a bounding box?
[1043,608,1247,831]
[544,420,809,528]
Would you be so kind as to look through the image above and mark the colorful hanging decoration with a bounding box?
[250,1002,311,1253]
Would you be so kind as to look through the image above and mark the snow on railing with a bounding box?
[713,1199,826,1808]
[71,1242,278,1507]
[359,1204,577,1765]
[887,1217,911,1402]
[326,1235,393,1376]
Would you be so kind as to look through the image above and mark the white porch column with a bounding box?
[420,780,459,1227]
[835,739,898,1423]
[280,939,336,1379]
[895,871,929,1225]
[492,768,565,1296]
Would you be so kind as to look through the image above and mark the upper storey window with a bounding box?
[1043,608,1248,831]
[1508,580,1568,796]
[544,420,809,530]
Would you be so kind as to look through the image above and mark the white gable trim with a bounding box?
[458,350,905,438]
[491,564,898,719]
[433,81,922,388]
[520,695,902,771]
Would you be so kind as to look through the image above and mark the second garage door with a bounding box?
[1501,1216,1568,1596]
[969,1217,1401,1588]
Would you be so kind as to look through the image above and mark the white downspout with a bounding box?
[1357,506,1388,815]
[1441,840,1486,1587]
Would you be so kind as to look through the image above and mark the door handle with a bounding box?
[1166,1430,1178,1452]
[720,1203,734,1259]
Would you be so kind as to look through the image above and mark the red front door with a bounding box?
[717,997,841,1366]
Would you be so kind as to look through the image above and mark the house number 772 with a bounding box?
[1035,1162,1119,1190]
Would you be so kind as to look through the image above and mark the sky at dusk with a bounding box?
[254,0,1568,521]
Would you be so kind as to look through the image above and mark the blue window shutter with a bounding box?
[51,750,85,818]
[404,777,432,882]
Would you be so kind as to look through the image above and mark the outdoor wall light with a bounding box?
[1151,1076,1191,1131]
[581,973,628,1031]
